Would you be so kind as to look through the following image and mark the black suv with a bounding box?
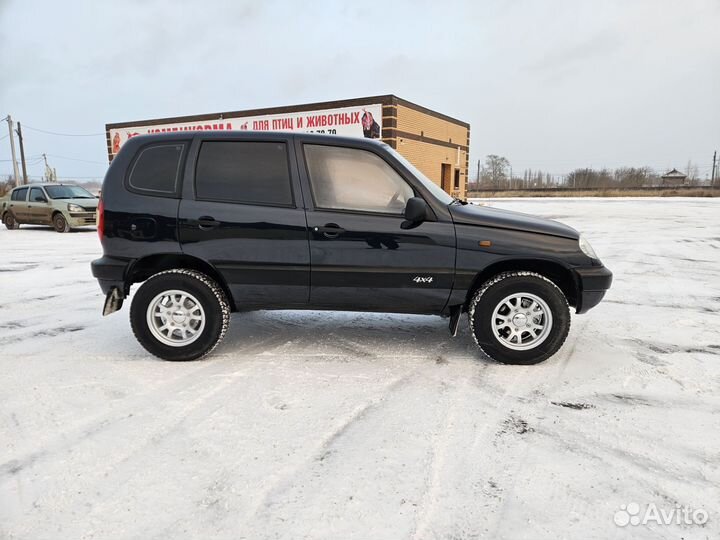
[91,132,612,364]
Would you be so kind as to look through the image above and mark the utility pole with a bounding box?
[15,122,28,184]
[5,115,21,187]
[42,154,57,182]
[476,159,481,185]
[712,150,717,188]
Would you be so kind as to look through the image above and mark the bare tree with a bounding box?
[684,160,700,183]
[481,155,510,188]
[614,167,654,187]
[0,175,13,197]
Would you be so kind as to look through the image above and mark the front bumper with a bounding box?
[68,211,97,227]
[574,265,613,314]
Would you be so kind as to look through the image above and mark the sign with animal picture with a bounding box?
[108,103,383,156]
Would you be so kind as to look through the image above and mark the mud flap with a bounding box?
[102,288,124,316]
[448,305,462,337]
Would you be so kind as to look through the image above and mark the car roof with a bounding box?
[12,183,80,189]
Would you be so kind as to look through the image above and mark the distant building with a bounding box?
[105,95,470,198]
[661,168,688,186]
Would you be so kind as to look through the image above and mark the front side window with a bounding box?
[128,143,186,194]
[195,141,293,206]
[11,188,28,201]
[304,145,413,214]
[29,187,47,202]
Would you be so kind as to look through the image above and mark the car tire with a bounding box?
[3,212,19,230]
[130,269,230,361]
[53,213,70,233]
[468,271,570,365]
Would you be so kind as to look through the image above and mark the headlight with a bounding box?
[67,203,84,212]
[579,235,598,260]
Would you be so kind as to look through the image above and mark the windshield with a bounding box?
[380,143,455,205]
[45,185,95,199]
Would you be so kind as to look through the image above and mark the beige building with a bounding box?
[378,96,470,198]
[106,95,470,198]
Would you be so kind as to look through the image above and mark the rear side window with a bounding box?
[11,187,28,201]
[195,141,293,206]
[127,143,186,195]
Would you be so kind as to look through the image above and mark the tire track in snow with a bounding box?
[411,364,537,539]
[409,370,477,540]
[0,333,288,484]
[120,367,428,540]
[1,337,302,538]
[533,420,718,493]
[482,319,584,538]
[242,369,418,523]
[238,366,465,539]
[410,320,583,539]
[45,364,263,538]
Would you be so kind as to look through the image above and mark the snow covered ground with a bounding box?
[1,198,718,540]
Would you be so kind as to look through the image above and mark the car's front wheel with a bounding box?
[53,213,70,233]
[3,212,19,230]
[469,271,570,365]
[130,269,230,361]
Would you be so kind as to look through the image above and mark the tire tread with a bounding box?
[468,271,570,364]
[129,269,230,361]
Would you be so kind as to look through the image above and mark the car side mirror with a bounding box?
[34,196,47,203]
[401,197,429,229]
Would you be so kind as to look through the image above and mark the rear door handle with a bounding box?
[197,216,220,230]
[313,223,345,238]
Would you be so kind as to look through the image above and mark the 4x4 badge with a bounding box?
[413,276,433,284]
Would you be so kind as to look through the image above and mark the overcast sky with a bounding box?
[1,0,719,181]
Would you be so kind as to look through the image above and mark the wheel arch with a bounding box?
[126,254,236,311]
[465,258,577,310]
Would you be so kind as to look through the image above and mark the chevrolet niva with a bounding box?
[91,132,612,364]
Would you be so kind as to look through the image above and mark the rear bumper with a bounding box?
[574,265,613,314]
[91,256,130,295]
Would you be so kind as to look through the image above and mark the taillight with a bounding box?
[97,197,105,239]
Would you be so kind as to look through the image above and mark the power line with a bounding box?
[45,153,107,165]
[22,125,105,137]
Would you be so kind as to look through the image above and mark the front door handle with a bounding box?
[197,216,220,230]
[313,223,345,238]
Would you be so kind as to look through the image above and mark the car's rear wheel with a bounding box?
[130,269,230,361]
[53,213,70,233]
[3,212,20,230]
[469,271,570,365]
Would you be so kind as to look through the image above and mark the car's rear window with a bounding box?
[194,141,293,206]
[128,143,186,195]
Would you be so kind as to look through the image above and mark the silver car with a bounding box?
[1,183,98,232]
